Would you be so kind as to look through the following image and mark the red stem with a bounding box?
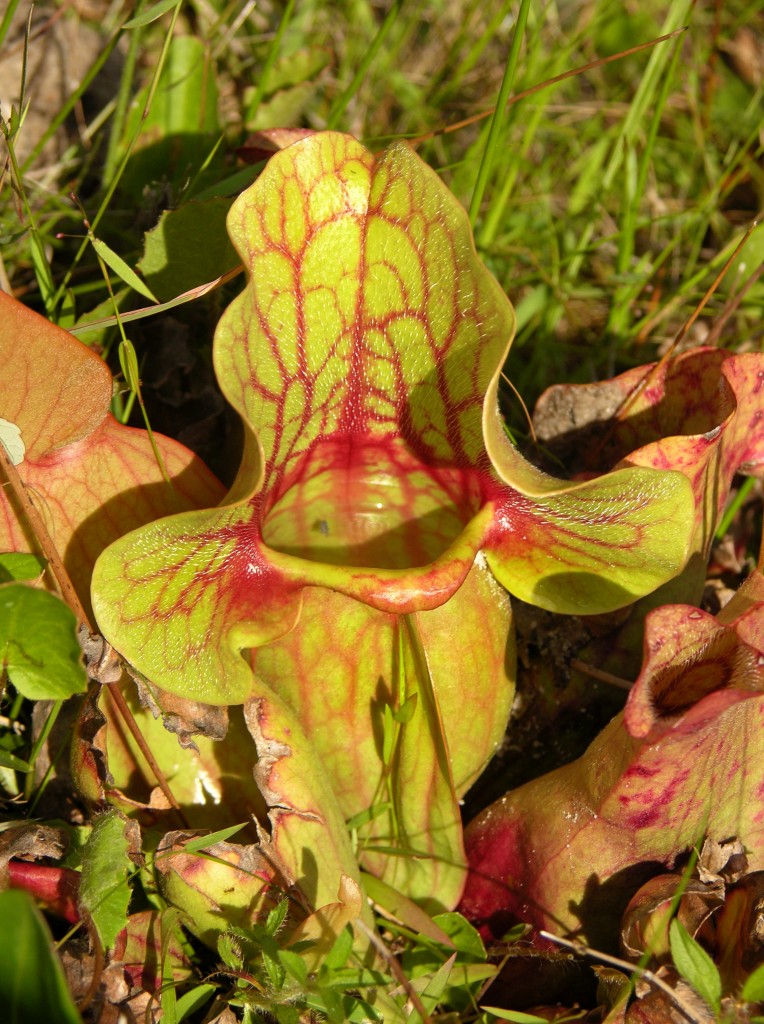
[8,860,80,924]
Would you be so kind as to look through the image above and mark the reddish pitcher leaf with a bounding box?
[461,571,764,948]
[531,347,764,687]
[534,348,764,589]
[112,910,192,991]
[0,291,224,612]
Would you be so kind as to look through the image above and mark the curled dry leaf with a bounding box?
[697,837,748,886]
[130,673,230,748]
[620,875,723,962]
[79,628,124,686]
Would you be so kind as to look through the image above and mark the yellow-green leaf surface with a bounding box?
[153,687,370,949]
[243,688,372,927]
[252,562,512,908]
[481,362,694,613]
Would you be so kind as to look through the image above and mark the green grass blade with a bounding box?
[327,0,405,129]
[123,0,180,29]
[608,24,686,339]
[20,29,122,173]
[91,237,158,302]
[51,1,183,311]
[102,10,144,185]
[564,4,692,287]
[0,0,22,48]
[468,0,531,226]
[245,0,295,126]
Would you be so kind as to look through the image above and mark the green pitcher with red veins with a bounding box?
[91,132,694,920]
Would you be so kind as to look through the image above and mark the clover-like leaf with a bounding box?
[0,583,86,700]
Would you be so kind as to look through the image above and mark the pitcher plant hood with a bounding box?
[91,131,694,706]
[90,132,693,910]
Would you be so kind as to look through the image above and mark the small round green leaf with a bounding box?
[0,553,44,582]
[0,584,86,700]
